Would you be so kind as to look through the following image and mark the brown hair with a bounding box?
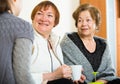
[0,0,10,13]
[73,3,101,29]
[31,1,60,27]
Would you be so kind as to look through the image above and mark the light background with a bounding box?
[19,0,116,71]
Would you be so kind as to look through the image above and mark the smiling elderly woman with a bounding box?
[30,1,74,84]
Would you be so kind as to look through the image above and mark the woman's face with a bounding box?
[32,6,55,37]
[16,0,22,16]
[8,0,23,16]
[77,10,96,37]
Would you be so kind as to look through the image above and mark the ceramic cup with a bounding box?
[70,65,82,80]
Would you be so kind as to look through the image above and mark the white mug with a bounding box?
[70,65,82,80]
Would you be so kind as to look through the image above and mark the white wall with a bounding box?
[19,0,79,37]
[19,0,41,22]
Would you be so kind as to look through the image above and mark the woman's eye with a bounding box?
[78,19,82,22]
[48,15,53,17]
[87,19,91,22]
[37,12,42,15]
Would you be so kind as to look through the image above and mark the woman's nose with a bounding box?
[82,20,87,25]
[41,14,47,21]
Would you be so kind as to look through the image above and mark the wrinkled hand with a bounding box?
[73,68,86,84]
[53,64,72,79]
[74,74,86,84]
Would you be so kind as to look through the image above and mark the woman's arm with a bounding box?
[43,64,72,82]
[13,38,35,84]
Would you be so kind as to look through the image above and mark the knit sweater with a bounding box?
[60,33,116,83]
[0,12,34,84]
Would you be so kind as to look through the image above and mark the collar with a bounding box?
[33,28,60,49]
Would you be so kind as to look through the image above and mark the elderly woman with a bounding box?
[61,3,119,84]
[30,1,75,84]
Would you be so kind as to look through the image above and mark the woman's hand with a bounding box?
[73,72,86,84]
[53,64,72,79]
[43,64,72,81]
[96,79,108,84]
